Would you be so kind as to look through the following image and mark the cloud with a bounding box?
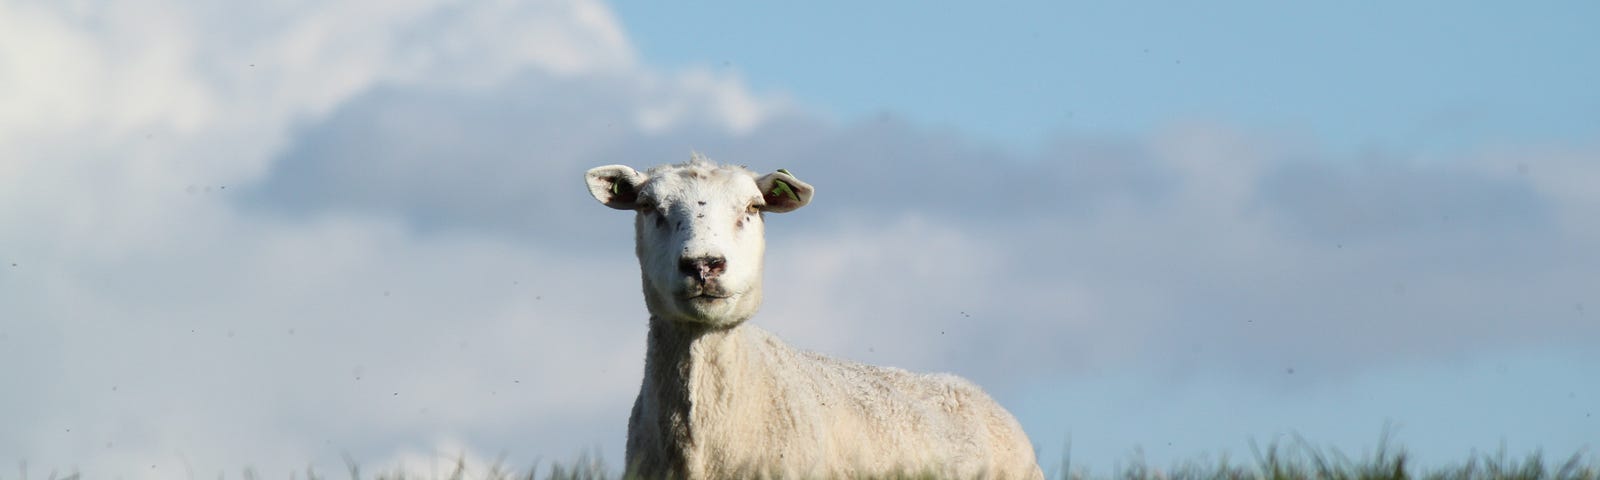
[241,69,791,250]
[0,0,664,476]
[248,76,1600,384]
[4,0,1598,477]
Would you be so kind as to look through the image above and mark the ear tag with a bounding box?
[771,179,799,202]
[770,169,801,202]
[611,182,621,195]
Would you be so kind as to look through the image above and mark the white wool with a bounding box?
[585,155,1043,479]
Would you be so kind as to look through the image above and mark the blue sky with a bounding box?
[612,1,1600,150]
[1,1,1597,477]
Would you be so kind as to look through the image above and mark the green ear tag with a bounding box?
[771,179,799,202]
[771,168,800,201]
[611,182,621,195]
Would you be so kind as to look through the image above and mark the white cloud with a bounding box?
[635,68,790,134]
[2,206,651,477]
[0,0,785,477]
[0,1,213,137]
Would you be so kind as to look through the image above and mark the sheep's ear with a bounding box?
[585,165,647,210]
[756,168,813,213]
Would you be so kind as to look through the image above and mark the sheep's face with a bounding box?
[586,156,813,328]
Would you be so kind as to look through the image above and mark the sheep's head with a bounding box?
[585,155,813,328]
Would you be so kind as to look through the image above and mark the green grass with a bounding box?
[358,438,1598,480]
[1055,435,1599,480]
[12,439,1596,480]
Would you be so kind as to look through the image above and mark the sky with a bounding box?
[1,0,1597,478]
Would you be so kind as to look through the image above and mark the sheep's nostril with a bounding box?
[679,256,727,281]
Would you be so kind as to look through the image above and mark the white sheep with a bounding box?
[585,154,1043,479]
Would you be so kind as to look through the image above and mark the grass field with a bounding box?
[352,445,1597,480]
[283,440,1600,480]
[14,438,1597,480]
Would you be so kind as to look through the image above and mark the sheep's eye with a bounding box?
[745,203,760,214]
[638,205,669,227]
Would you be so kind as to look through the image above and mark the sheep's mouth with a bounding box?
[680,287,736,302]
[686,293,733,301]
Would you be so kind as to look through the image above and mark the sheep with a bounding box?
[584,154,1043,479]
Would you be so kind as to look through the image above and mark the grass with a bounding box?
[1059,435,1599,480]
[11,438,1596,480]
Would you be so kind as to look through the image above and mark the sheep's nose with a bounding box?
[679,255,727,281]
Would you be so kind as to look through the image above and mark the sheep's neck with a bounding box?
[641,318,759,458]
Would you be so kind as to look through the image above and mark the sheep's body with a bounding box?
[585,157,1043,479]
[628,322,1042,479]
